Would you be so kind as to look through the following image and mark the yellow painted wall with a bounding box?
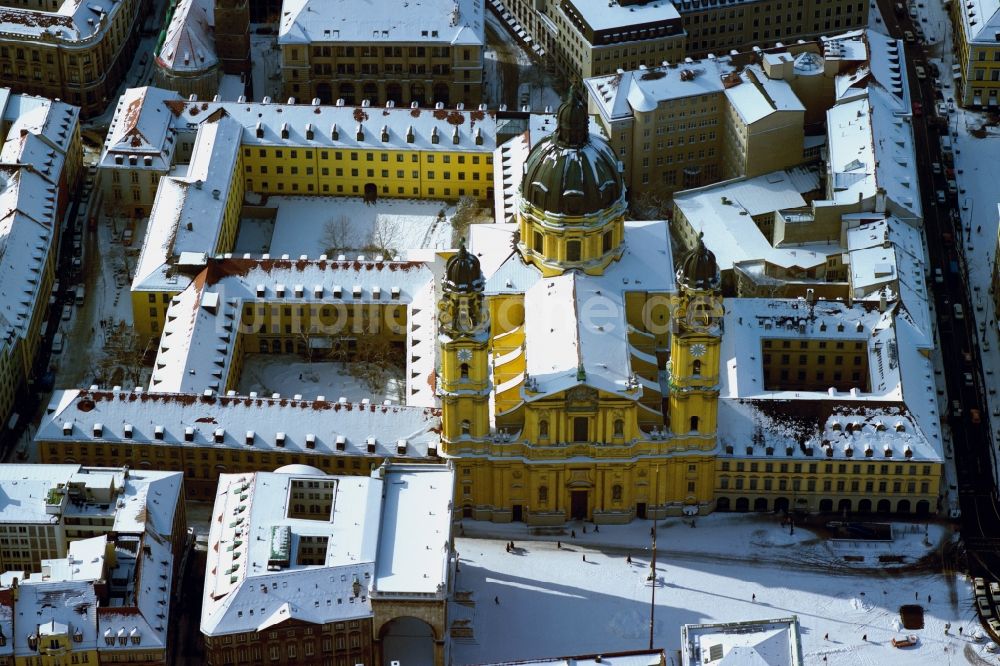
[241,146,493,202]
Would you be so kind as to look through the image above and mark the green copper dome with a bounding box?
[521,86,625,217]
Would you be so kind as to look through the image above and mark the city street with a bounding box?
[873,0,1000,579]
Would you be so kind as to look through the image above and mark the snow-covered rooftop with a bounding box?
[0,463,80,524]
[472,221,674,401]
[100,87,183,171]
[38,389,443,460]
[202,463,453,636]
[719,298,943,462]
[132,113,242,293]
[845,214,932,338]
[950,0,1000,43]
[586,60,731,121]
[826,80,921,222]
[672,167,827,273]
[156,0,217,74]
[682,618,803,666]
[12,578,98,659]
[0,464,183,538]
[373,464,454,595]
[278,0,484,46]
[146,256,438,406]
[0,0,127,42]
[724,66,804,125]
[562,0,680,32]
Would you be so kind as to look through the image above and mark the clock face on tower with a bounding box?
[689,343,707,358]
[457,348,473,362]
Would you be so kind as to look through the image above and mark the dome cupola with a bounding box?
[520,85,625,218]
[443,239,484,293]
[678,233,720,291]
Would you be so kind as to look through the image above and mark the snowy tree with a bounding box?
[364,216,402,259]
[320,215,352,255]
[450,195,483,243]
[347,337,396,395]
[630,190,675,221]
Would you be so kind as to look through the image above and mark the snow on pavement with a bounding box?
[453,514,983,665]
[235,355,405,403]
[235,196,457,257]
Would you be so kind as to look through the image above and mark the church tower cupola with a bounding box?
[438,240,491,451]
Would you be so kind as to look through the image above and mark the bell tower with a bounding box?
[438,240,491,451]
[669,233,723,441]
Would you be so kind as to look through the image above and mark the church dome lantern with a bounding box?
[521,86,625,218]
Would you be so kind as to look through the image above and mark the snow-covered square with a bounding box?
[452,515,984,665]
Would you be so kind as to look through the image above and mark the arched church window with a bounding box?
[539,419,549,438]
[612,484,623,502]
[460,363,469,380]
[692,359,701,376]
[533,231,543,253]
[613,419,624,437]
[690,416,700,433]
[538,486,548,503]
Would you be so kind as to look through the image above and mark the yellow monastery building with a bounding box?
[446,88,723,523]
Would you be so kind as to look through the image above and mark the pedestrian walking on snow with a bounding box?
[494,596,499,605]
[626,554,632,565]
[824,633,829,641]
[752,594,756,602]
[862,634,867,642]
[557,541,562,549]
[571,530,576,538]
[594,524,599,532]
[582,554,586,562]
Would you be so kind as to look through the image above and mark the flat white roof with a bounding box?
[563,0,679,32]
[682,618,803,666]
[374,465,454,594]
[202,463,453,636]
[278,0,485,46]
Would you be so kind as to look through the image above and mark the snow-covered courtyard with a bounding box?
[233,196,460,257]
[235,354,406,403]
[452,514,985,665]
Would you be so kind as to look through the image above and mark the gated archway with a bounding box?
[380,616,435,666]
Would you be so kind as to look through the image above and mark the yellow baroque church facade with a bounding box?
[437,88,724,524]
